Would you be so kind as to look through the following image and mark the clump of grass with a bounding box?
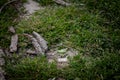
[84,0,120,28]
[61,53,120,80]
[4,52,120,80]
[5,56,59,80]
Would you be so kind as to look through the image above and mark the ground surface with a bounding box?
[23,0,43,16]
[22,0,77,68]
[1,0,120,80]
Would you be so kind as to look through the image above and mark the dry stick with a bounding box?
[0,0,18,13]
[53,0,71,6]
[24,34,44,55]
[32,31,48,53]
[10,34,18,52]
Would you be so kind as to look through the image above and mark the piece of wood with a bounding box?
[9,26,15,34]
[26,49,37,55]
[24,34,44,55]
[32,31,48,53]
[53,0,71,6]
[10,34,18,52]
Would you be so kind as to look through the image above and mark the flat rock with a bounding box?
[57,57,68,63]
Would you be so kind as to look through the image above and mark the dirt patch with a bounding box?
[46,48,78,68]
[23,0,44,17]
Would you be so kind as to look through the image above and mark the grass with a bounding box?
[61,53,120,80]
[0,2,18,48]
[2,0,120,80]
[5,56,59,80]
[17,5,114,57]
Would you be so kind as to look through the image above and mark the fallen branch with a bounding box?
[32,31,48,53]
[0,0,18,13]
[24,34,44,55]
[10,34,18,52]
[53,0,71,6]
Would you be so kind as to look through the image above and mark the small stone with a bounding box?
[57,57,69,68]
[57,57,68,62]
[9,26,15,33]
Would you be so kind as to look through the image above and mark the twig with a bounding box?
[0,0,18,13]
